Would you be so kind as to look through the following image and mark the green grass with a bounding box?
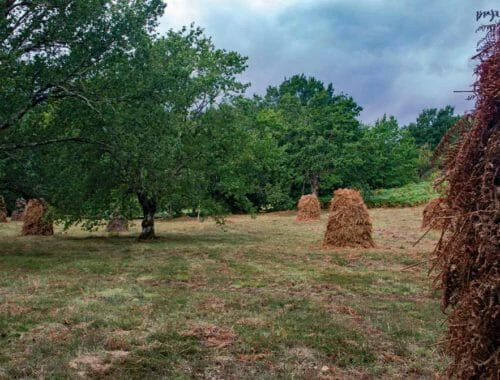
[0,207,447,379]
[366,181,438,208]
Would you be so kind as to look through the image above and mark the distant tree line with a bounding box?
[0,2,459,238]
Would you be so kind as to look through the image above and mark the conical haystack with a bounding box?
[11,198,26,221]
[22,199,53,236]
[422,197,449,230]
[0,196,7,222]
[106,212,129,233]
[323,189,374,248]
[296,194,321,221]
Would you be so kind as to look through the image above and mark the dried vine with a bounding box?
[433,21,499,378]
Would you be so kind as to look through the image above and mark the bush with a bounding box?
[365,182,437,208]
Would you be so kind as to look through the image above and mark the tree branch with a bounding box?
[0,136,111,151]
[54,85,102,115]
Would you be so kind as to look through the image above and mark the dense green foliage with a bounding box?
[0,5,456,235]
[0,0,165,132]
[3,26,249,238]
[404,106,460,150]
[403,106,460,177]
[366,181,438,208]
[343,115,420,190]
[265,74,363,198]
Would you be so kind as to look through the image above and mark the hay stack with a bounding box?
[106,212,128,233]
[421,197,449,229]
[431,23,500,378]
[22,199,53,236]
[323,189,374,248]
[11,198,26,221]
[296,194,321,221]
[0,196,7,222]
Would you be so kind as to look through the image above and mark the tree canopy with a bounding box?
[265,74,363,197]
[404,106,460,150]
[6,26,249,239]
[0,0,165,131]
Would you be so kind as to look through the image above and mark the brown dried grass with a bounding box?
[323,189,374,248]
[182,322,237,348]
[421,197,449,230]
[296,194,321,221]
[21,199,53,236]
[432,24,500,378]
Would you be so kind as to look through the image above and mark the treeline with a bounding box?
[0,2,458,238]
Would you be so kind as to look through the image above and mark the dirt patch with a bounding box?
[329,303,362,318]
[69,354,112,376]
[238,352,270,363]
[0,302,32,316]
[199,297,226,312]
[235,317,268,327]
[20,323,70,343]
[182,322,237,348]
[104,332,131,351]
[68,351,130,377]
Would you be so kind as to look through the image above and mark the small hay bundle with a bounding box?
[421,197,449,229]
[0,196,7,222]
[22,199,53,236]
[296,194,321,221]
[106,213,128,233]
[323,189,374,248]
[11,198,26,221]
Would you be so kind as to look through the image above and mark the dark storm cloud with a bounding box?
[160,0,496,125]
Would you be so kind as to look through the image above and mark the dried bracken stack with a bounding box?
[323,189,374,248]
[106,212,129,233]
[433,24,500,378]
[296,194,321,221]
[0,196,7,222]
[421,197,449,230]
[22,199,53,236]
[10,198,26,221]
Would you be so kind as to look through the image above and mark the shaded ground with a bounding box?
[0,207,446,379]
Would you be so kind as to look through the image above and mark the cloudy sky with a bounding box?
[159,0,496,125]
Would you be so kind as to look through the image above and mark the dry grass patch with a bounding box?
[182,321,237,348]
[0,205,447,378]
[68,350,129,377]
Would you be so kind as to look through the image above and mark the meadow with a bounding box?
[0,206,447,379]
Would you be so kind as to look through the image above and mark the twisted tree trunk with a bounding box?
[137,192,157,240]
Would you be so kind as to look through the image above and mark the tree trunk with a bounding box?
[310,173,320,196]
[137,193,157,240]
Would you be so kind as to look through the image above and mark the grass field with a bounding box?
[0,207,447,379]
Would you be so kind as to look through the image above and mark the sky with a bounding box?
[158,0,496,125]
